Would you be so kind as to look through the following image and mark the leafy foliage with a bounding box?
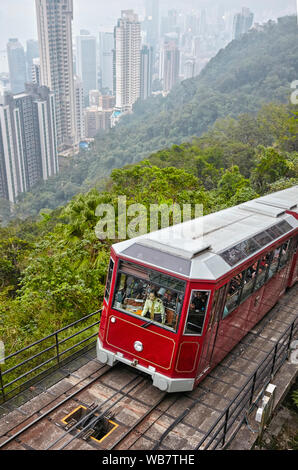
[0,100,297,363]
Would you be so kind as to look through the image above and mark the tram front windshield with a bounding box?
[113,260,186,332]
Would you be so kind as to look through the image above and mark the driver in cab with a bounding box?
[141,290,165,325]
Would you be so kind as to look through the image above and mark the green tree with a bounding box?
[251,147,294,193]
[217,166,250,201]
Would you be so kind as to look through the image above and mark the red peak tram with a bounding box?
[97,187,298,392]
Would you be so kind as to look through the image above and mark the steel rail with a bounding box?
[108,391,168,450]
[0,363,110,450]
[55,375,149,450]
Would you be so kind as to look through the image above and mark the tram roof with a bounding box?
[112,186,298,280]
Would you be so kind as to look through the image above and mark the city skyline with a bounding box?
[0,0,297,204]
[0,0,296,51]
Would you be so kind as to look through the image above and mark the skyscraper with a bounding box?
[0,84,58,203]
[26,39,39,81]
[76,30,97,105]
[114,10,141,112]
[144,0,159,50]
[35,0,77,149]
[74,76,85,141]
[98,32,114,92]
[183,58,195,79]
[84,107,112,137]
[161,9,178,37]
[233,7,254,40]
[161,41,180,93]
[32,58,41,86]
[140,45,153,100]
[7,39,27,94]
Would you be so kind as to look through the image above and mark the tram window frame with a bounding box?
[239,260,259,304]
[278,240,291,270]
[112,260,186,333]
[222,236,293,317]
[210,285,228,325]
[254,254,271,291]
[104,258,114,303]
[208,289,220,328]
[267,246,282,279]
[223,271,246,318]
[184,290,211,336]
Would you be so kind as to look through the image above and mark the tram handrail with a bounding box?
[0,309,101,403]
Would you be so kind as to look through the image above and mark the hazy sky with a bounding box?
[0,0,296,51]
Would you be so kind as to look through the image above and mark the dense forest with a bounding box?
[1,101,297,358]
[1,15,297,222]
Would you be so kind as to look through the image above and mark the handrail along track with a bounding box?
[0,310,101,403]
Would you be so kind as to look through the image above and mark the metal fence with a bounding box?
[0,309,297,448]
[194,316,298,450]
[0,310,101,403]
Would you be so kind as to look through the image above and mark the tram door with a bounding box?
[197,285,227,377]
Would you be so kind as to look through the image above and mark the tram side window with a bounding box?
[278,240,291,269]
[240,261,258,303]
[223,238,293,317]
[254,254,271,290]
[184,291,210,335]
[223,271,245,318]
[104,259,114,303]
[267,247,280,280]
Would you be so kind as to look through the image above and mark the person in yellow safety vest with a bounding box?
[141,290,165,324]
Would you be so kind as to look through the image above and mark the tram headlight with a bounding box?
[134,341,143,352]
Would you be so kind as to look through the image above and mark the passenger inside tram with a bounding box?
[224,241,289,318]
[184,290,209,335]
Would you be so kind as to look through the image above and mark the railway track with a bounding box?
[0,287,297,451]
[0,361,111,449]
[0,360,169,450]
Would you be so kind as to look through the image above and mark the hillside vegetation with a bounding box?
[1,101,297,359]
[2,15,297,222]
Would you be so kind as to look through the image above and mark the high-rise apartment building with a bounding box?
[160,41,180,93]
[35,0,77,149]
[140,45,153,100]
[114,10,141,112]
[98,32,114,92]
[89,89,100,107]
[32,58,41,86]
[7,39,27,94]
[26,39,39,81]
[233,7,254,39]
[0,74,10,96]
[99,95,115,110]
[183,57,195,79]
[74,76,85,141]
[0,51,9,74]
[76,30,97,105]
[161,9,179,37]
[144,0,159,50]
[84,107,112,138]
[0,84,58,203]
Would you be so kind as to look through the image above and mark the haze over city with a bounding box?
[0,0,296,50]
[0,0,297,209]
